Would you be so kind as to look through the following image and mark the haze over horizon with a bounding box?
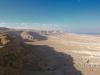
[0,0,100,33]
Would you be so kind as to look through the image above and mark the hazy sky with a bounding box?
[0,0,100,33]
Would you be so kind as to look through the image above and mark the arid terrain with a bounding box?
[0,27,100,75]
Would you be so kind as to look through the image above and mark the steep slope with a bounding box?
[0,33,47,75]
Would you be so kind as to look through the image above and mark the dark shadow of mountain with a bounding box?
[0,27,10,31]
[25,44,83,75]
[0,41,82,75]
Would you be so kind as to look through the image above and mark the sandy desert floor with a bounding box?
[26,34,100,75]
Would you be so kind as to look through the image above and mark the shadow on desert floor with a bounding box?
[23,43,83,75]
[0,41,83,75]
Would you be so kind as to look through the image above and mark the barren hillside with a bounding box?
[0,30,100,75]
[0,32,82,75]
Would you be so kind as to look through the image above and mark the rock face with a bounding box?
[21,31,34,41]
[0,33,10,46]
[20,31,48,41]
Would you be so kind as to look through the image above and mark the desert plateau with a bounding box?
[0,27,100,75]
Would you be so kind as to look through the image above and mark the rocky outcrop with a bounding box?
[0,33,10,46]
[21,31,34,41]
[20,31,48,41]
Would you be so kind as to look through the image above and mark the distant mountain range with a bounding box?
[0,27,10,30]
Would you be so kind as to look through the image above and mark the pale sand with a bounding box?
[26,34,100,75]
